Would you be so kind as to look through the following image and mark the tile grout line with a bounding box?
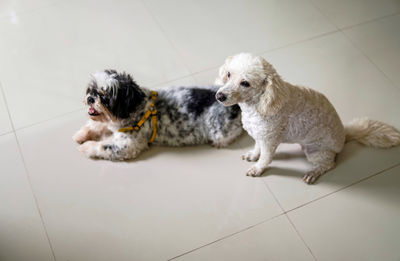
[309,0,400,31]
[0,130,13,137]
[0,82,58,261]
[339,30,400,92]
[285,214,318,261]
[181,28,341,80]
[284,162,400,215]
[153,28,341,87]
[308,0,400,92]
[140,0,196,79]
[261,161,400,260]
[150,74,196,88]
[338,11,400,31]
[153,10,400,87]
[262,180,318,261]
[13,107,85,133]
[167,212,286,260]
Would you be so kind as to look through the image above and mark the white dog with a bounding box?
[215,53,400,184]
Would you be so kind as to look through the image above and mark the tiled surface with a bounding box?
[344,14,400,89]
[0,134,54,261]
[0,0,190,129]
[1,1,400,260]
[175,215,314,261]
[143,0,336,73]
[16,112,281,261]
[289,165,400,261]
[0,84,12,135]
[311,0,400,29]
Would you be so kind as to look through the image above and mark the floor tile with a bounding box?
[0,133,54,261]
[344,14,400,89]
[311,0,400,29]
[174,215,314,261]
[0,84,12,135]
[288,165,400,261]
[192,68,219,86]
[152,75,197,89]
[143,0,336,73]
[0,0,190,129]
[16,111,281,261]
[242,32,400,211]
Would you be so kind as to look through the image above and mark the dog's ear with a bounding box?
[108,72,145,119]
[215,56,233,85]
[257,58,289,116]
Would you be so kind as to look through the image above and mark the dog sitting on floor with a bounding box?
[73,70,243,160]
[215,53,400,184]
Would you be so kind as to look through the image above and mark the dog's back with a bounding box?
[154,86,242,147]
[284,84,345,152]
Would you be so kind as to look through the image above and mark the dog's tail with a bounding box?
[344,118,400,148]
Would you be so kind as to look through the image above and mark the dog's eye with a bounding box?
[100,95,110,105]
[240,81,250,87]
[227,72,231,78]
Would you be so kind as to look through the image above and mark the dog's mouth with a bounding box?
[88,107,100,116]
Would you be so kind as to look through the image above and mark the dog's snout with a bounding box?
[87,96,95,105]
[216,92,227,102]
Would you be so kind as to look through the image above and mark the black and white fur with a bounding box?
[73,70,243,160]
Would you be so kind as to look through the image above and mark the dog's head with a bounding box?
[85,70,145,122]
[215,53,289,116]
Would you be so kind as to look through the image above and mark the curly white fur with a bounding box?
[216,53,400,184]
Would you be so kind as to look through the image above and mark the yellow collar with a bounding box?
[118,91,158,143]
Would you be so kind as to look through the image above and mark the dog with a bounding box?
[215,53,400,184]
[73,70,243,161]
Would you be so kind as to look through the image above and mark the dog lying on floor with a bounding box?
[215,53,400,184]
[73,70,243,160]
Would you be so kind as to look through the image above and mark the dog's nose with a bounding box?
[87,96,95,105]
[216,92,227,102]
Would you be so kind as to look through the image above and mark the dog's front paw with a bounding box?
[241,150,260,162]
[246,164,266,177]
[73,130,88,144]
[302,171,321,185]
[78,141,99,158]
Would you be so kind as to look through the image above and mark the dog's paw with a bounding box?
[241,150,260,162]
[246,164,266,177]
[211,142,226,149]
[302,171,321,185]
[78,141,98,158]
[73,130,88,144]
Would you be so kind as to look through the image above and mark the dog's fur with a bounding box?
[73,70,243,160]
[216,53,400,184]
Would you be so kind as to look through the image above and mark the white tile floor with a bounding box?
[0,1,399,260]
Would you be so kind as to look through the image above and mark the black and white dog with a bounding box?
[73,70,243,160]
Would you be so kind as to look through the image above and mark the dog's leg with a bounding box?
[246,140,278,177]
[242,141,260,162]
[303,149,336,184]
[73,120,110,144]
[78,134,148,161]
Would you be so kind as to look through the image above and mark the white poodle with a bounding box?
[215,53,400,184]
